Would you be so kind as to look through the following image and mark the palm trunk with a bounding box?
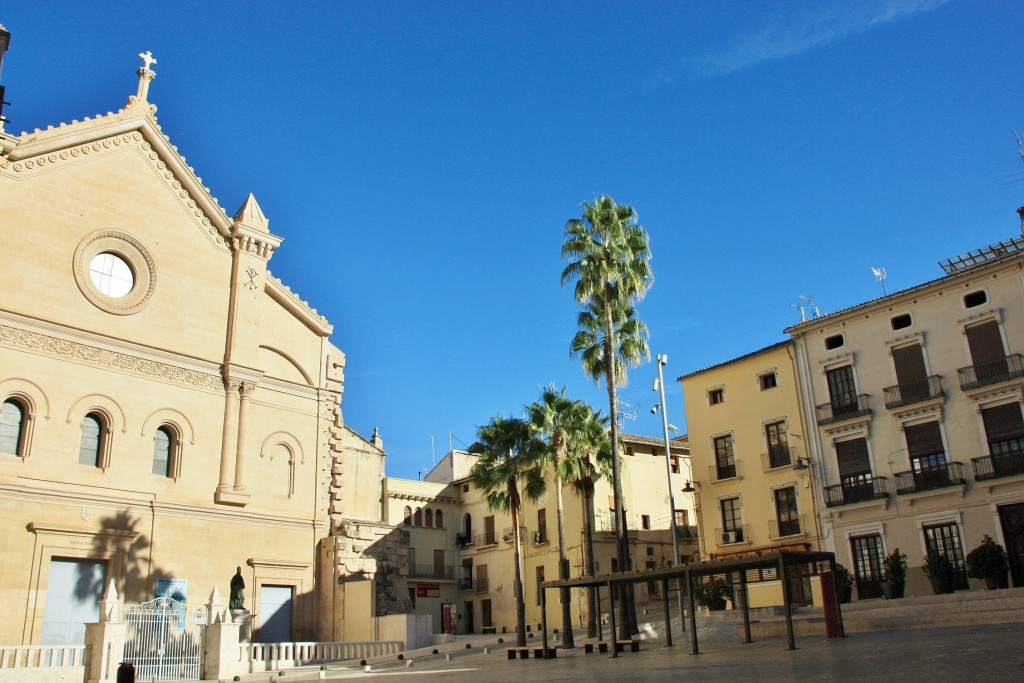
[582,474,598,638]
[511,500,527,647]
[555,477,574,648]
[603,285,635,640]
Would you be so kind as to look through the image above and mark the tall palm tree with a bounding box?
[467,416,546,647]
[562,195,652,638]
[527,385,587,649]
[563,403,611,638]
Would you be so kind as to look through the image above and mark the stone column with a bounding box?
[84,580,127,683]
[232,381,254,493]
[217,379,240,491]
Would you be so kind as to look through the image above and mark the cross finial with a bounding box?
[138,51,157,71]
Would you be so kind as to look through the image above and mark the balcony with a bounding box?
[714,525,749,546]
[816,395,871,426]
[475,532,497,547]
[501,527,526,544]
[674,524,699,540]
[894,460,966,495]
[708,460,742,483]
[824,475,889,507]
[531,529,549,546]
[455,532,474,548]
[972,447,1024,481]
[768,516,805,540]
[883,375,944,409]
[458,577,473,591]
[474,578,489,593]
[408,563,454,580]
[958,354,1024,390]
[761,445,792,471]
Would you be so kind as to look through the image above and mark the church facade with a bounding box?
[0,50,388,645]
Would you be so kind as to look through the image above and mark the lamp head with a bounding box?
[651,403,660,414]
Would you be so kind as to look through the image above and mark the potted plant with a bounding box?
[882,548,907,599]
[965,535,1010,590]
[922,550,957,594]
[695,577,733,611]
[832,563,854,604]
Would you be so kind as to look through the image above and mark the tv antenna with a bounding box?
[798,295,821,319]
[1015,130,1024,164]
[616,401,637,429]
[791,303,807,323]
[871,267,887,296]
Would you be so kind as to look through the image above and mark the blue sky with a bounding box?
[3,1,1022,479]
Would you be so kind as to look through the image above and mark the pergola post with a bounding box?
[739,570,752,643]
[607,580,618,658]
[661,579,672,647]
[779,556,796,651]
[541,582,549,658]
[686,569,699,655]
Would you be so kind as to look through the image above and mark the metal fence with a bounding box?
[122,597,207,681]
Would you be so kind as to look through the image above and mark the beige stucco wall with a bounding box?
[789,248,1024,598]
[0,88,383,645]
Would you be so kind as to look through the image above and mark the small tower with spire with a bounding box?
[134,50,157,103]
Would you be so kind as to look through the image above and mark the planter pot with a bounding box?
[881,580,905,600]
[928,574,955,595]
[706,598,727,611]
[837,585,853,604]
[983,571,1010,590]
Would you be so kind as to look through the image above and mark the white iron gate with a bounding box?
[123,597,207,680]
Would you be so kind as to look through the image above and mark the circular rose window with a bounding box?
[74,231,157,315]
[88,252,135,298]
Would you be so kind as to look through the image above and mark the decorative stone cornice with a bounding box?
[0,314,224,391]
[265,273,333,336]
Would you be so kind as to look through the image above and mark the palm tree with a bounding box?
[527,385,588,649]
[562,195,652,638]
[467,416,546,647]
[563,403,611,638]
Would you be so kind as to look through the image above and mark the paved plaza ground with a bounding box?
[226,621,1024,682]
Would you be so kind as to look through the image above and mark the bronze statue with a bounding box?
[229,566,245,611]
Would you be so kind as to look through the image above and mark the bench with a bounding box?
[593,640,640,654]
[506,647,556,660]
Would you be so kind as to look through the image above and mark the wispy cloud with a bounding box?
[657,0,955,84]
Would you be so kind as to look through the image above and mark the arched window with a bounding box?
[404,506,413,525]
[414,508,423,526]
[463,513,472,537]
[152,426,173,477]
[79,413,104,467]
[0,399,26,456]
[425,509,434,527]
[435,510,444,529]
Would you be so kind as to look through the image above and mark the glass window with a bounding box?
[759,372,778,390]
[152,426,172,477]
[88,252,134,298]
[850,535,885,599]
[435,510,444,528]
[765,420,790,468]
[79,413,102,467]
[923,522,968,590]
[714,435,736,479]
[774,487,800,536]
[721,497,743,542]
[709,388,724,405]
[0,399,25,455]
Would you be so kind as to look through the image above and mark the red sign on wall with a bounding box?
[416,584,440,598]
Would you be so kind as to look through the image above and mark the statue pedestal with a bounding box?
[231,609,254,642]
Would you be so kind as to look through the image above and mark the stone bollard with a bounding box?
[363,664,372,673]
[483,646,491,655]
[445,653,454,661]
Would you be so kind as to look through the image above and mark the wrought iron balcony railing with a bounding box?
[894,460,966,495]
[816,394,871,425]
[761,445,792,471]
[883,375,943,409]
[408,563,454,580]
[824,475,889,507]
[474,578,489,593]
[768,516,804,540]
[708,459,742,483]
[958,354,1024,390]
[457,578,473,591]
[714,525,749,546]
[972,447,1024,481]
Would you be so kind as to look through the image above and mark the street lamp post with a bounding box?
[653,354,687,634]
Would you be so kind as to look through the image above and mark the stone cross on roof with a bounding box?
[138,51,157,71]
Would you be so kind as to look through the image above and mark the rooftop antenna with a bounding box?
[1015,130,1024,164]
[616,401,637,430]
[426,433,435,466]
[791,303,807,323]
[871,267,887,296]
[799,295,821,319]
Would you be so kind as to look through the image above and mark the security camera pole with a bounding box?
[654,354,687,634]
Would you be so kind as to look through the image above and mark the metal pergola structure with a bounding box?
[540,550,843,658]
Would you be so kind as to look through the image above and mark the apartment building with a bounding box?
[787,226,1024,598]
[680,341,826,607]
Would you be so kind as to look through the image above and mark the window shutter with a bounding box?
[836,438,870,477]
[904,421,944,458]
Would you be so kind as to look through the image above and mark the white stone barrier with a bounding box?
[0,644,88,683]
[241,640,403,672]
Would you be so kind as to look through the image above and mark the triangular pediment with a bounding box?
[0,98,247,249]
